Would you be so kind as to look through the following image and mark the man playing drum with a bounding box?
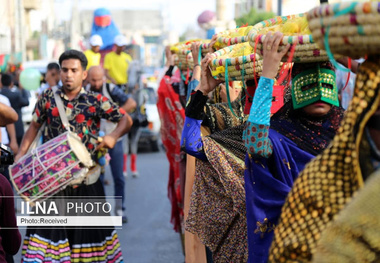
[15,50,131,262]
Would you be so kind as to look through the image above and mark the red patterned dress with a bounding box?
[157,74,185,232]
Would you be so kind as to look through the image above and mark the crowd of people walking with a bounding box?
[1,1,380,262]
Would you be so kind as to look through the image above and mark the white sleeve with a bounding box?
[0,95,10,144]
[0,94,11,106]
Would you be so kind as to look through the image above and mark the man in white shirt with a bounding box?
[0,93,18,184]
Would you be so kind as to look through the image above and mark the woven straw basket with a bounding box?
[200,42,212,55]
[210,27,252,51]
[174,50,194,71]
[307,1,380,58]
[172,39,210,69]
[248,13,331,63]
[210,44,263,81]
[178,39,211,56]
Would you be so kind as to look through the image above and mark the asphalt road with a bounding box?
[14,150,184,263]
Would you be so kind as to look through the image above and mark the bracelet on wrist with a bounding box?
[193,64,200,68]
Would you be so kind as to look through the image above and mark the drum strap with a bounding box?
[52,86,71,132]
[52,86,101,185]
[27,123,45,155]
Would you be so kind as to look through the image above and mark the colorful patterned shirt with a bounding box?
[33,86,126,158]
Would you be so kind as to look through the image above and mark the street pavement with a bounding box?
[14,150,184,263]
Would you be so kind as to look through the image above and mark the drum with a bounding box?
[10,131,94,204]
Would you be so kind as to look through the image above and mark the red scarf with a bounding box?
[157,75,185,232]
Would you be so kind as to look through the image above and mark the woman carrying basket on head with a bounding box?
[181,46,255,261]
[243,31,345,263]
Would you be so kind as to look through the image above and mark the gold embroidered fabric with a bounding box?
[268,57,380,262]
[312,169,380,263]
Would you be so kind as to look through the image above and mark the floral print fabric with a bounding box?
[33,87,125,158]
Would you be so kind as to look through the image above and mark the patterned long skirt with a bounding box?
[21,180,123,263]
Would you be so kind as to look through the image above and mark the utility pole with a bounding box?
[13,0,26,62]
[18,0,26,61]
[70,0,80,49]
[14,0,19,53]
[277,0,282,16]
[216,0,227,22]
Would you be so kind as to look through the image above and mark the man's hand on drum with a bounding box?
[95,135,117,151]
[14,153,22,163]
[9,140,18,155]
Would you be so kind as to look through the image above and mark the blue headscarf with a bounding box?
[91,8,120,51]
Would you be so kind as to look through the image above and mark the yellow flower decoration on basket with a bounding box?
[248,13,331,63]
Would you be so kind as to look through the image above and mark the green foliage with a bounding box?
[32,30,40,39]
[235,8,275,27]
[179,33,186,42]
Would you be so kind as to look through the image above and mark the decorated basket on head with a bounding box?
[248,13,331,63]
[171,39,210,69]
[202,25,254,53]
[210,42,263,81]
[174,49,194,71]
[307,1,380,58]
[209,42,291,117]
[171,41,194,70]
